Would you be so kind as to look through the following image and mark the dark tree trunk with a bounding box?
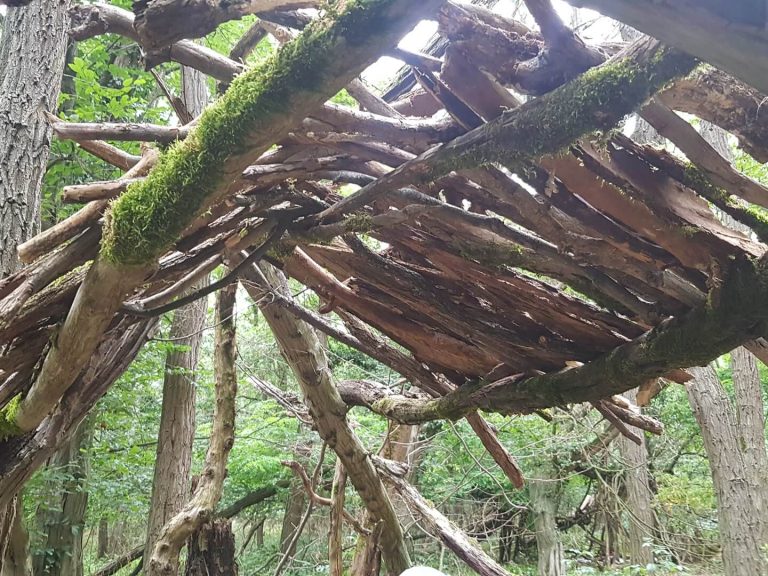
[185,519,239,576]
[686,361,768,575]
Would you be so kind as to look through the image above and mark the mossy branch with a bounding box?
[368,254,768,422]
[321,37,697,220]
[102,0,442,266]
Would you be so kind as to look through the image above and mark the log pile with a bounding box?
[2,0,768,490]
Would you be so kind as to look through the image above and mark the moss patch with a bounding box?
[683,164,768,243]
[0,395,22,441]
[102,0,400,266]
[427,46,697,178]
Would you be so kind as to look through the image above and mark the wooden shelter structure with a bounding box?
[1,0,768,569]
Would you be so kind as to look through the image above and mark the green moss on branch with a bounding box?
[101,0,421,266]
[682,164,768,243]
[427,43,697,178]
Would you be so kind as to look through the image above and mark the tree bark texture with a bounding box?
[240,262,411,576]
[32,419,91,576]
[142,279,208,568]
[147,284,237,576]
[0,0,71,276]
[685,363,768,576]
[184,519,239,576]
[618,388,654,565]
[530,469,564,576]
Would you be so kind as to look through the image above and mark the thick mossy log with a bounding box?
[322,38,697,219]
[1,0,440,438]
[104,0,441,266]
[364,254,768,421]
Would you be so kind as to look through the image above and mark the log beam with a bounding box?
[562,0,768,94]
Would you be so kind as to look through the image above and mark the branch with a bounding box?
[281,461,370,535]
[69,4,243,82]
[562,0,768,94]
[147,284,238,575]
[132,0,318,50]
[375,458,513,576]
[318,37,696,221]
[342,254,768,421]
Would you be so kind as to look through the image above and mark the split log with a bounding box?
[352,253,768,420]
[640,99,768,209]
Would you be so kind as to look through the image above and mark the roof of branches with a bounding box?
[2,0,768,440]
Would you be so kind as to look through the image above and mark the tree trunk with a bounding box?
[185,519,238,576]
[0,0,71,276]
[0,0,71,564]
[97,518,109,559]
[685,363,768,576]
[142,280,207,568]
[279,477,308,555]
[0,498,31,576]
[32,419,92,576]
[146,284,237,576]
[618,388,654,565]
[239,262,411,576]
[142,67,209,571]
[329,459,347,576]
[530,470,564,576]
[730,348,768,543]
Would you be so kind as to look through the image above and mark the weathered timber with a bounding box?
[238,262,411,575]
[1,0,441,438]
[132,0,317,50]
[357,254,768,420]
[319,37,696,220]
[563,0,768,94]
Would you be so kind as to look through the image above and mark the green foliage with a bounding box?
[0,395,21,440]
